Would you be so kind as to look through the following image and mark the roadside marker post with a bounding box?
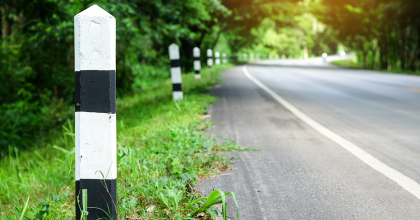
[243,53,247,62]
[222,52,227,63]
[215,51,220,65]
[207,49,213,67]
[169,44,183,100]
[193,47,201,79]
[269,54,273,60]
[275,54,279,59]
[322,53,328,62]
[74,5,117,219]
[250,53,254,61]
[256,54,260,60]
[282,54,286,59]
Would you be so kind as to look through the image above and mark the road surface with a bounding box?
[197,56,420,219]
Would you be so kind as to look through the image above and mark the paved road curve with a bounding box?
[197,57,420,219]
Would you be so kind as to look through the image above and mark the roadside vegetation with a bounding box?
[0,64,248,219]
[331,56,420,76]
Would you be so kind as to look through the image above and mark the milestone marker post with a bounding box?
[193,47,201,79]
[169,44,183,100]
[74,5,117,219]
[222,52,227,63]
[207,49,213,67]
[215,51,220,65]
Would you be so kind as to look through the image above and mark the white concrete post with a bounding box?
[263,54,266,60]
[169,44,183,100]
[322,53,328,62]
[250,53,254,61]
[207,49,213,67]
[222,52,227,63]
[256,54,260,60]
[275,54,279,59]
[74,5,117,219]
[282,54,286,59]
[289,55,293,59]
[269,54,273,60]
[215,51,220,65]
[243,53,247,62]
[193,47,201,79]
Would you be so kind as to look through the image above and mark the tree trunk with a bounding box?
[363,50,368,69]
[2,4,12,43]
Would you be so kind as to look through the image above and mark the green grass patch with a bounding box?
[330,57,361,69]
[331,57,420,76]
[0,64,248,219]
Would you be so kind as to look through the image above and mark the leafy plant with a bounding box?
[188,190,239,220]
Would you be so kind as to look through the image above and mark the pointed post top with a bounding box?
[75,5,115,19]
[74,4,116,71]
[169,44,180,60]
[207,49,213,57]
[193,47,200,57]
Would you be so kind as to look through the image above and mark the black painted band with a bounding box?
[76,179,117,220]
[195,70,200,74]
[170,59,180,67]
[75,70,116,114]
[173,83,182,92]
[193,57,200,61]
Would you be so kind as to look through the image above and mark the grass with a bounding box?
[331,56,420,76]
[0,64,248,219]
[330,56,361,69]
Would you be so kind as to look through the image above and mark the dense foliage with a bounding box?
[315,0,420,71]
[0,0,296,152]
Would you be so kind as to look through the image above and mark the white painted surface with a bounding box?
[169,43,180,60]
[207,58,213,67]
[171,67,182,83]
[75,112,117,180]
[173,91,183,100]
[194,60,201,71]
[194,74,201,79]
[74,5,116,71]
[207,49,213,57]
[243,65,420,200]
[250,53,254,61]
[215,51,220,65]
[243,53,247,61]
[193,47,200,58]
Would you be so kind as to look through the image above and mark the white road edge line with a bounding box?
[243,65,420,200]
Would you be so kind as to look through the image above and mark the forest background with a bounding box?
[1,0,420,153]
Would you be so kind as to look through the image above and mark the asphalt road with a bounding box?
[197,56,420,219]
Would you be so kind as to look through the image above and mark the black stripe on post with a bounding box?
[173,83,182,91]
[193,57,200,61]
[171,59,180,68]
[195,70,200,74]
[75,179,117,220]
[75,70,116,113]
